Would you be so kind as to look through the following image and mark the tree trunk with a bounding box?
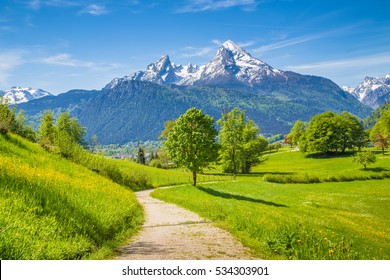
[231,149,237,180]
[192,171,197,186]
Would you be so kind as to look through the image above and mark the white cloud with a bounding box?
[285,53,390,72]
[0,50,25,86]
[79,4,108,16]
[177,0,258,13]
[251,34,322,55]
[179,46,213,58]
[39,53,121,71]
[28,0,41,9]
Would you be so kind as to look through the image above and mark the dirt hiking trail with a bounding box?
[116,188,256,260]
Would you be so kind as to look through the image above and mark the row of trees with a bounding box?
[0,97,36,140]
[287,112,366,154]
[1,98,86,157]
[161,107,268,186]
[38,110,86,157]
[287,106,390,155]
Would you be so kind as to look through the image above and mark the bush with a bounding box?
[263,174,321,184]
[148,159,163,169]
[352,151,377,169]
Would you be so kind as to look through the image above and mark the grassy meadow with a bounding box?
[152,148,390,260]
[0,133,143,259]
[115,159,231,187]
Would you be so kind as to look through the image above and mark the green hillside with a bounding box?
[0,133,143,259]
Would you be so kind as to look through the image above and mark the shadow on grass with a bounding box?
[197,186,288,208]
[363,167,389,172]
[305,152,354,159]
[201,171,295,177]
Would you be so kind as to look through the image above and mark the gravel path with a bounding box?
[116,188,256,260]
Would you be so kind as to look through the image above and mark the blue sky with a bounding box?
[1,0,389,94]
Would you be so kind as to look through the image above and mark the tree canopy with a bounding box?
[218,108,268,176]
[165,107,218,186]
[301,111,366,154]
[370,106,390,154]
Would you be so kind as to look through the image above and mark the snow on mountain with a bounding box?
[196,40,285,86]
[345,75,390,109]
[0,87,52,104]
[105,40,286,89]
[341,86,354,94]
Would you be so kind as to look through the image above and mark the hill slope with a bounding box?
[0,133,143,259]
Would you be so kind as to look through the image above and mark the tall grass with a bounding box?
[0,133,143,259]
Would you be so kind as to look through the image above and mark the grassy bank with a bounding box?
[115,159,230,187]
[0,133,143,259]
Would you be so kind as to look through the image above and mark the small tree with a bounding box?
[241,119,268,174]
[287,120,306,147]
[353,151,376,169]
[165,108,218,186]
[137,144,146,165]
[370,107,390,155]
[0,98,16,134]
[38,110,57,150]
[55,112,86,157]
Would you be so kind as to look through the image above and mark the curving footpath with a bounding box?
[116,188,256,260]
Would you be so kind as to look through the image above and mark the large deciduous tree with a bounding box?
[218,108,267,176]
[302,111,366,154]
[165,108,218,186]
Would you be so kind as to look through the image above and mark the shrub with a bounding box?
[352,151,377,169]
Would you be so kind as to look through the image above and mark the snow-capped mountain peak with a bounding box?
[109,40,286,88]
[0,86,52,104]
[222,40,244,52]
[344,74,390,109]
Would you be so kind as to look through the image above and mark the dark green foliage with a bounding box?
[301,112,366,154]
[165,107,219,186]
[364,100,390,129]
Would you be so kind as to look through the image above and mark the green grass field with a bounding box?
[115,159,231,187]
[152,148,390,260]
[0,133,143,260]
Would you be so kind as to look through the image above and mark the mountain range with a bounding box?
[0,87,52,104]
[16,40,374,144]
[342,75,390,109]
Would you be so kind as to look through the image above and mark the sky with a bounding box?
[0,0,389,94]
